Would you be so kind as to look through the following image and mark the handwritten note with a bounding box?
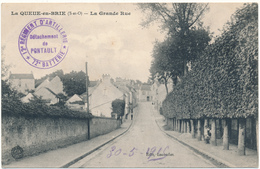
[107,146,174,162]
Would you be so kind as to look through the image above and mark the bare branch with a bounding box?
[188,3,209,28]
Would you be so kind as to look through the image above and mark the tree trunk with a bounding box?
[172,118,175,131]
[238,118,246,156]
[164,80,168,95]
[176,120,179,132]
[187,120,190,133]
[223,119,230,150]
[204,118,208,141]
[175,118,178,131]
[179,120,181,133]
[184,120,187,133]
[171,118,174,130]
[181,120,185,133]
[197,119,202,141]
[211,119,217,146]
[173,118,176,131]
[256,117,259,157]
[190,120,195,138]
[183,54,188,76]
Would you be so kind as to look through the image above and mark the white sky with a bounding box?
[2,3,245,82]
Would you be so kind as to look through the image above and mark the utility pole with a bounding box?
[85,62,90,140]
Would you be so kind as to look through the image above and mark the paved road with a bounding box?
[73,102,215,168]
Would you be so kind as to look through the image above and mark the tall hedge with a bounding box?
[162,3,258,119]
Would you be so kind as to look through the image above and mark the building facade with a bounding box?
[9,72,35,94]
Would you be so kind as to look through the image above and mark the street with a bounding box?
[73,102,216,168]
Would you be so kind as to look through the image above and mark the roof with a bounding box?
[9,73,34,79]
[45,87,58,97]
[89,81,98,87]
[114,84,130,94]
[80,84,100,102]
[141,84,151,91]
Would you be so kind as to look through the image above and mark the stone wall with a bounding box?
[2,114,120,164]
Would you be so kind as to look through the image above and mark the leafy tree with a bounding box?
[61,71,86,97]
[150,40,181,94]
[1,46,12,79]
[36,70,87,97]
[35,70,64,88]
[111,99,125,120]
[50,93,68,107]
[139,3,210,75]
[150,28,210,93]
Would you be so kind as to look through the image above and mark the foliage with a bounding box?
[144,3,211,91]
[111,99,125,118]
[2,83,91,119]
[61,71,87,97]
[35,70,64,88]
[35,70,87,97]
[50,93,68,107]
[138,3,209,35]
[162,3,258,119]
[150,28,210,94]
[2,94,92,119]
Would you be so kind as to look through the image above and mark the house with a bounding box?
[21,93,35,103]
[8,72,35,94]
[138,83,152,102]
[34,76,65,104]
[35,76,64,94]
[114,85,131,118]
[84,74,125,117]
[151,80,173,110]
[65,94,85,110]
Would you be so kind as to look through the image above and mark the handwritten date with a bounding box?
[107,146,173,162]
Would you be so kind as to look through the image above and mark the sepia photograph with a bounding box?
[1,2,258,168]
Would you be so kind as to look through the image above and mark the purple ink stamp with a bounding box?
[18,18,68,69]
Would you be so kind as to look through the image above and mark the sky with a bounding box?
[2,3,245,82]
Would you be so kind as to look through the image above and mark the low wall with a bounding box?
[90,116,120,138]
[2,114,120,164]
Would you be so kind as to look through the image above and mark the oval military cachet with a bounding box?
[18,18,68,69]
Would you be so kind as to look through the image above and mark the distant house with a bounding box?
[21,93,35,103]
[35,76,64,94]
[151,80,173,110]
[8,72,35,94]
[84,74,125,117]
[139,83,152,102]
[34,76,65,104]
[65,94,85,110]
[80,80,100,109]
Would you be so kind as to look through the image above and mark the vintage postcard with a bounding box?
[1,2,258,168]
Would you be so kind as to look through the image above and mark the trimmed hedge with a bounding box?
[162,4,258,119]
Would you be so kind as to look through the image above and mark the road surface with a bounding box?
[72,102,216,168]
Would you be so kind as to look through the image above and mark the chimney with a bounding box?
[102,74,111,83]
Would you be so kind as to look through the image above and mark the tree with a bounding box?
[150,39,181,94]
[150,28,210,93]
[35,70,64,88]
[139,3,210,76]
[61,71,86,97]
[111,99,125,123]
[51,93,68,107]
